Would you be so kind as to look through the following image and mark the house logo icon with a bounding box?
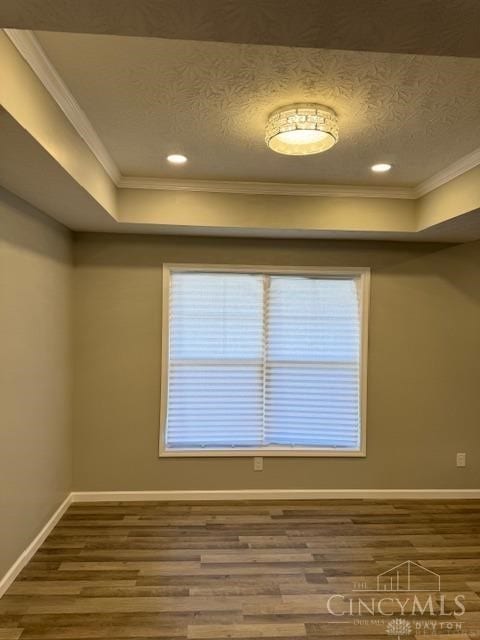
[377,560,441,592]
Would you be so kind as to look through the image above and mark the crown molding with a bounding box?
[119,176,416,199]
[3,28,120,184]
[415,146,480,197]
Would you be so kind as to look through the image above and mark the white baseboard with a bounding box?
[0,493,72,598]
[71,489,480,503]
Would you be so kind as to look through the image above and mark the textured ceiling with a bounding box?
[5,1,480,58]
[35,31,480,186]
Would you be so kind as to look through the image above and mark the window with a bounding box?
[160,265,369,456]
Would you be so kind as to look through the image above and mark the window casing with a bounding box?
[160,265,369,457]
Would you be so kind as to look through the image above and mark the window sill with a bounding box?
[159,448,366,458]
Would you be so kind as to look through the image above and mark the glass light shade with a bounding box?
[265,104,338,156]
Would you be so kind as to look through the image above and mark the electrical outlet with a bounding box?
[254,456,263,471]
[456,452,466,468]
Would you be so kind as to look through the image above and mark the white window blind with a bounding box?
[162,267,368,455]
[265,276,360,450]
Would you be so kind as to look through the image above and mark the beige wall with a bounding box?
[2,192,479,580]
[73,233,480,491]
[0,188,72,579]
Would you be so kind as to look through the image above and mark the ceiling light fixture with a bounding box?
[167,154,187,164]
[265,103,338,156]
[371,163,392,173]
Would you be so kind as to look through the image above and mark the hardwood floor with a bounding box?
[2,500,480,639]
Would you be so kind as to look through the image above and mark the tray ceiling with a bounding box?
[34,31,480,188]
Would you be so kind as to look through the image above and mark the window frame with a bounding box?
[159,264,370,458]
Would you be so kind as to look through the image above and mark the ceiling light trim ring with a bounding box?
[167,154,188,164]
[371,163,392,173]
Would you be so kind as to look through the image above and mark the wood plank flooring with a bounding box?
[2,500,480,638]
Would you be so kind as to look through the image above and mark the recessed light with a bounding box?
[371,163,392,173]
[167,154,187,164]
